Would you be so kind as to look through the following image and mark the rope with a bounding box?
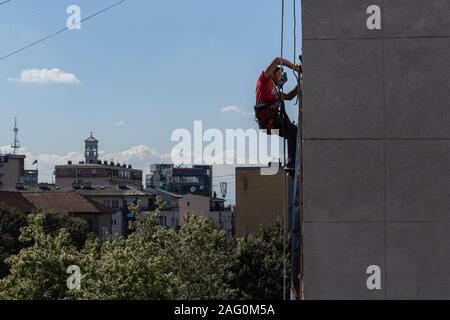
[293,0,305,300]
[293,0,301,105]
[280,0,288,301]
[280,0,286,168]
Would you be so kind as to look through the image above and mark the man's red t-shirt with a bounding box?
[256,71,278,104]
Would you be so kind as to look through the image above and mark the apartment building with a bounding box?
[146,164,212,197]
[179,193,234,237]
[78,185,155,235]
[0,154,25,191]
[55,134,143,189]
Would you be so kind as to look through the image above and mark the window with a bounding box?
[103,200,111,208]
[187,202,190,207]
[112,200,119,209]
[101,226,109,242]
[92,169,97,176]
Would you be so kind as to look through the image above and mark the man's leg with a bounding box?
[279,112,298,170]
[287,122,298,169]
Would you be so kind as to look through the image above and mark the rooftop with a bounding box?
[84,132,98,143]
[76,185,151,197]
[0,191,112,214]
[0,154,26,160]
[6,183,149,196]
[145,187,183,199]
[56,160,140,171]
[0,191,36,212]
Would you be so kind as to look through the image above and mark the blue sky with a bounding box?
[0,0,302,202]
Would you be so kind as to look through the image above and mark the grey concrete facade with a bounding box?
[303,0,450,299]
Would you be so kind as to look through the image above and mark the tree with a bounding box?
[229,219,291,300]
[169,214,238,300]
[73,236,178,300]
[69,203,179,300]
[31,209,90,249]
[0,204,27,278]
[0,203,291,300]
[0,212,80,300]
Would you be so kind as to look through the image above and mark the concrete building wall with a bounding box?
[111,210,123,235]
[179,194,211,225]
[55,177,106,189]
[0,155,25,190]
[178,194,233,235]
[210,210,234,238]
[160,209,180,229]
[235,167,289,237]
[302,0,450,299]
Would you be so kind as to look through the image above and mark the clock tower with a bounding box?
[85,132,99,164]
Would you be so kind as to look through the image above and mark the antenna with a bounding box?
[11,117,21,154]
[220,181,228,199]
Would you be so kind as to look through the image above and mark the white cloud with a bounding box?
[0,145,171,183]
[8,68,81,84]
[220,106,251,117]
[114,120,127,127]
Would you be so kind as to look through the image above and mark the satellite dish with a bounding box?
[190,186,197,193]
[199,185,205,191]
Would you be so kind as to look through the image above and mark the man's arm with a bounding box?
[264,57,300,79]
[282,84,301,101]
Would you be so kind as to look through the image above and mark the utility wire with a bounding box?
[0,0,125,62]
[0,0,12,6]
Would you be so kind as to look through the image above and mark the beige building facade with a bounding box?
[0,154,25,191]
[235,166,290,237]
[55,134,143,189]
[179,194,234,236]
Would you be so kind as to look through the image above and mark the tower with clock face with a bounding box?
[85,132,99,164]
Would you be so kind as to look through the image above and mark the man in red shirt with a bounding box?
[255,57,302,171]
